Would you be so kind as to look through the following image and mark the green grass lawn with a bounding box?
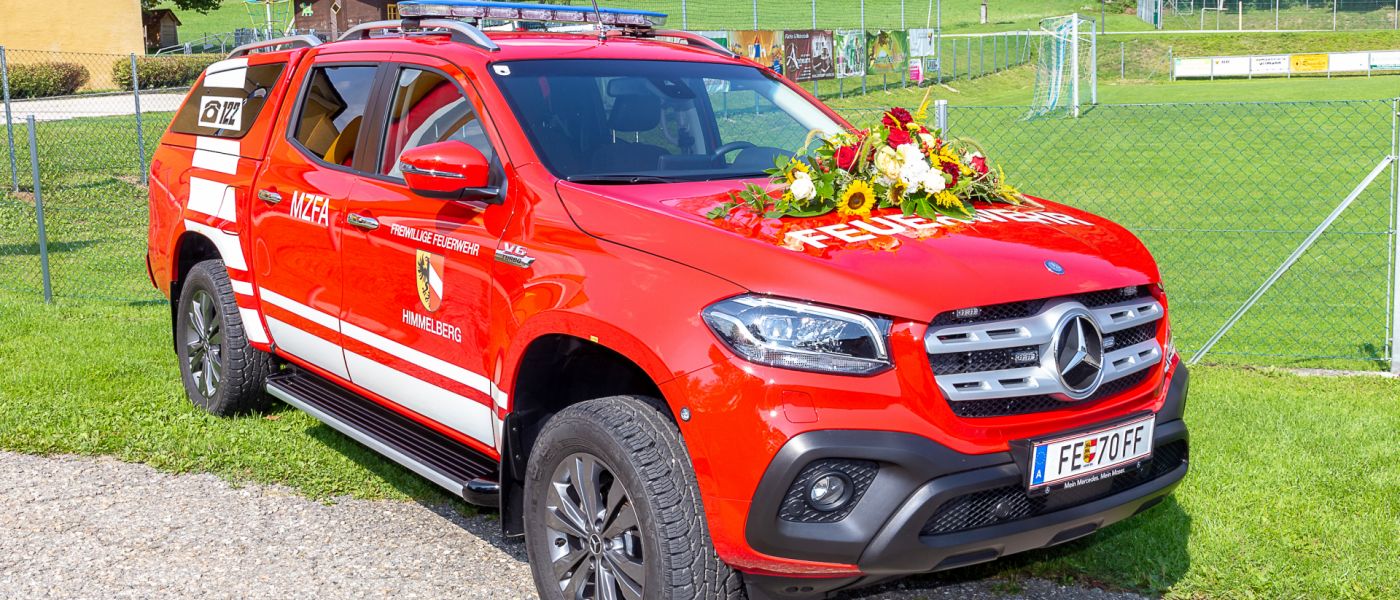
[0,289,1394,598]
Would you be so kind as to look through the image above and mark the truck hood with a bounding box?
[556,180,1160,321]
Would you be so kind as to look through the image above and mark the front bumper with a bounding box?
[744,366,1190,592]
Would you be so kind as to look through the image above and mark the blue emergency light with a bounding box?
[397,0,668,27]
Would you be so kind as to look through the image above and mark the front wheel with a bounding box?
[524,396,745,600]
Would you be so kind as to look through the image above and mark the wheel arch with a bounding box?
[169,230,224,351]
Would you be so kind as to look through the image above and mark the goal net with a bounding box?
[1028,14,1097,119]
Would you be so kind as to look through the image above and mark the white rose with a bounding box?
[899,157,930,188]
[873,146,904,181]
[919,133,938,148]
[921,171,947,194]
[789,171,816,201]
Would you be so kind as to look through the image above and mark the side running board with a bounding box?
[266,370,501,507]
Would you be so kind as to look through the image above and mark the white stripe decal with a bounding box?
[341,321,494,400]
[193,136,240,175]
[256,288,507,408]
[239,308,269,344]
[265,317,349,379]
[203,67,248,89]
[345,351,495,447]
[204,57,250,76]
[188,177,234,222]
[229,279,254,296]
[182,220,246,271]
[258,288,340,332]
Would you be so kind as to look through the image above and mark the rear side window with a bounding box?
[171,63,286,139]
[291,65,378,167]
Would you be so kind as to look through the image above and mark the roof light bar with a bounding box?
[397,0,667,27]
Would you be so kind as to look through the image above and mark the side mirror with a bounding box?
[399,141,501,203]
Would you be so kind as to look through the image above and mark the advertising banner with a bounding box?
[1328,52,1369,73]
[909,59,924,84]
[1290,53,1328,73]
[866,30,910,76]
[782,30,835,82]
[835,30,866,78]
[1372,51,1400,70]
[1173,57,1212,78]
[1212,56,1250,77]
[1250,55,1290,75]
[909,28,938,58]
[733,31,784,73]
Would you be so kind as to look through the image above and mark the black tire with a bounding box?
[175,259,275,416]
[525,396,745,600]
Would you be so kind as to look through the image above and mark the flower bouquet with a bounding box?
[707,96,1025,225]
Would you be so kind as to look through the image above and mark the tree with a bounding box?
[141,0,223,13]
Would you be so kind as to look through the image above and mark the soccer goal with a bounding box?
[1028,14,1097,119]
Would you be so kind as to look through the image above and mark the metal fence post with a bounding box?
[26,116,52,304]
[131,54,148,186]
[1391,98,1400,373]
[752,0,758,30]
[934,99,948,136]
[1,46,17,193]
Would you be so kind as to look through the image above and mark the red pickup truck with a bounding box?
[146,3,1189,598]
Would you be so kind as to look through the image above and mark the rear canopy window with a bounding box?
[170,63,286,139]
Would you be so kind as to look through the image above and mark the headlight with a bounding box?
[701,295,892,375]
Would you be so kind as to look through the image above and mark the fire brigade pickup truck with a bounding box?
[146,2,1189,598]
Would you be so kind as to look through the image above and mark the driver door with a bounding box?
[338,56,510,453]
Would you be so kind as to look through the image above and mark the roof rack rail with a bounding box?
[227,34,322,59]
[339,18,500,52]
[639,30,737,59]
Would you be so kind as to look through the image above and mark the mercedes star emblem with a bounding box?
[1052,312,1105,399]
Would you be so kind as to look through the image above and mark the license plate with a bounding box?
[1028,415,1155,491]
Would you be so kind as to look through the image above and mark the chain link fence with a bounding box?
[1,47,1397,368]
[1146,0,1400,31]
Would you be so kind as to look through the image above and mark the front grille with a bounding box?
[927,286,1164,419]
[929,286,1150,327]
[947,369,1153,418]
[777,459,879,523]
[920,440,1187,536]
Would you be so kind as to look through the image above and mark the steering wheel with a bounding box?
[711,141,757,164]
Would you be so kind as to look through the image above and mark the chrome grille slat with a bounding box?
[927,292,1164,408]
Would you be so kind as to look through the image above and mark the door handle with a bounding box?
[347,213,379,231]
[257,189,282,204]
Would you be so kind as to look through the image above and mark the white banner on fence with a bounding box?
[1212,56,1250,77]
[1372,51,1400,70]
[1250,55,1290,75]
[1329,52,1370,73]
[1174,57,1212,78]
[909,28,937,58]
[1176,49,1400,79]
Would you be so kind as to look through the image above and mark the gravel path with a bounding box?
[0,451,1147,600]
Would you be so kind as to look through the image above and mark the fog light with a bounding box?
[807,472,853,512]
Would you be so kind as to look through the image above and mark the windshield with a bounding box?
[491,59,843,183]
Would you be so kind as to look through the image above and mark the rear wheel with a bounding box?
[524,396,745,600]
[175,259,274,416]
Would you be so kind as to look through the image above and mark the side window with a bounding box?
[380,68,495,177]
[171,63,286,138]
[291,65,377,167]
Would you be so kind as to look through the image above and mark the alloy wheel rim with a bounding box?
[544,452,645,600]
[184,289,223,399]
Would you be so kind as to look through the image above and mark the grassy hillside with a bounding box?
[159,0,1149,39]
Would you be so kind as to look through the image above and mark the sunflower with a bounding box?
[784,159,810,183]
[838,180,877,218]
[887,180,908,205]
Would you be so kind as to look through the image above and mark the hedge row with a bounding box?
[6,62,92,99]
[112,55,224,90]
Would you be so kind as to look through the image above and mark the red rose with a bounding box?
[834,145,858,171]
[940,160,960,187]
[886,128,912,149]
[880,108,913,130]
[970,155,989,175]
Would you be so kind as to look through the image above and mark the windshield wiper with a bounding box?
[565,174,681,184]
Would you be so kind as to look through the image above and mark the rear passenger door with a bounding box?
[250,55,385,382]
[337,55,509,453]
